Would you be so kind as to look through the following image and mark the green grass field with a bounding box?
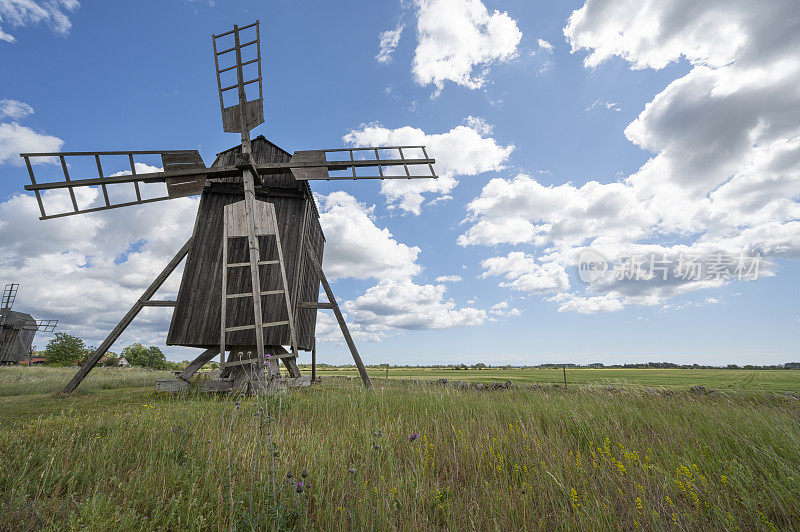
[1,366,799,530]
[312,365,800,393]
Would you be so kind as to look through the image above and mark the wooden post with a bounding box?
[240,174,266,363]
[232,23,266,363]
[305,242,372,389]
[563,366,567,388]
[385,363,389,382]
[63,238,193,394]
[311,337,316,382]
[219,232,228,365]
[271,345,301,377]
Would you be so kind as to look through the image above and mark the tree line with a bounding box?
[40,332,185,370]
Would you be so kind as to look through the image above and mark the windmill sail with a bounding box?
[21,150,217,219]
[23,319,58,332]
[20,144,437,219]
[162,151,209,198]
[287,146,437,181]
[1,283,18,310]
[213,21,263,133]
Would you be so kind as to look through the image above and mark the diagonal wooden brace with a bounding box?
[178,347,219,382]
[62,238,193,394]
[304,237,372,389]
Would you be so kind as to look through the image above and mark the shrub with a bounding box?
[44,333,85,366]
[121,343,168,370]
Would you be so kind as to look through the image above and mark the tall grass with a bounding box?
[1,376,799,530]
[0,366,173,397]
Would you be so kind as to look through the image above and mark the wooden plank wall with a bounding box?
[0,310,37,362]
[167,137,324,350]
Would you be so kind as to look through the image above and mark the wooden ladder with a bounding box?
[220,199,298,370]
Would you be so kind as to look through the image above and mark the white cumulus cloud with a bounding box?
[412,0,522,94]
[0,0,80,43]
[315,190,492,337]
[462,0,800,313]
[481,252,569,294]
[317,191,421,281]
[0,121,63,165]
[343,119,514,214]
[343,279,486,331]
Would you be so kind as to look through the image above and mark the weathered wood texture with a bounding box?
[167,136,324,350]
[0,309,36,363]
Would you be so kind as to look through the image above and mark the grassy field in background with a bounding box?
[1,366,799,530]
[310,365,800,393]
[0,366,174,397]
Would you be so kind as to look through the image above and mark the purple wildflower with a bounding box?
[408,433,419,442]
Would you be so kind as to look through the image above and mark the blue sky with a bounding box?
[1,0,798,366]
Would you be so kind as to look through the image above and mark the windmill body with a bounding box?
[167,137,324,351]
[0,284,58,364]
[20,21,437,393]
[0,309,37,363]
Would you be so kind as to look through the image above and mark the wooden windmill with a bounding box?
[0,283,58,364]
[20,21,437,393]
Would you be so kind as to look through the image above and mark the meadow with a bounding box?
[0,366,174,397]
[1,366,799,530]
[312,365,800,393]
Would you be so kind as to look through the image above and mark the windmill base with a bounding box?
[155,375,311,394]
[62,235,372,394]
[167,345,308,395]
[168,344,308,395]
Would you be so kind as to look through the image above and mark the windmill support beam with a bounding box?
[268,345,302,378]
[311,338,317,382]
[178,347,218,382]
[62,237,193,394]
[304,238,372,389]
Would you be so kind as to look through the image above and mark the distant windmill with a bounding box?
[20,21,437,393]
[0,283,58,364]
